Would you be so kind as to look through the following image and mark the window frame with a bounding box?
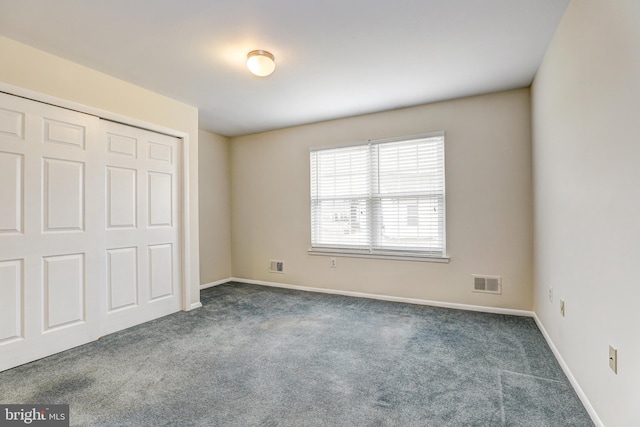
[309,132,448,263]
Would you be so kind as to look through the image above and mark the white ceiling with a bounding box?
[0,0,568,137]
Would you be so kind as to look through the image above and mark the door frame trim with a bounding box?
[0,82,194,312]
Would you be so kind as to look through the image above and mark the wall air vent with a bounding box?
[473,275,502,294]
[269,260,285,274]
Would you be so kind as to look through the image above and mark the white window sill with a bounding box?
[308,248,450,263]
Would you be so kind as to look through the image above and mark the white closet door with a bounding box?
[0,93,183,372]
[101,121,181,335]
[0,92,101,371]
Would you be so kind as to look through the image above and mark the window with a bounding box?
[310,132,446,260]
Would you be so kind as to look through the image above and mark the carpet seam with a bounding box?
[499,369,566,384]
[498,369,506,427]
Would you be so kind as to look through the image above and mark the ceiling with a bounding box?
[0,0,568,137]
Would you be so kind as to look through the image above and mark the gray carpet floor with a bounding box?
[0,282,593,426]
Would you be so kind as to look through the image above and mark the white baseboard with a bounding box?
[188,302,203,310]
[230,277,534,317]
[533,314,604,427]
[200,278,233,290]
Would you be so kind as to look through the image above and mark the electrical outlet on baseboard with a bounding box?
[549,286,553,303]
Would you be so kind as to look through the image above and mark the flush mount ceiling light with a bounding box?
[246,50,275,77]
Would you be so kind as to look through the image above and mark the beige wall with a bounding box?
[198,130,232,283]
[230,89,533,310]
[0,35,202,308]
[532,1,640,426]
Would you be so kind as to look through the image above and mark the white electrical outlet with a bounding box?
[609,345,618,374]
[560,299,565,317]
[330,258,337,268]
[549,286,553,302]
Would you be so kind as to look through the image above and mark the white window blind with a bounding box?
[310,132,446,258]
